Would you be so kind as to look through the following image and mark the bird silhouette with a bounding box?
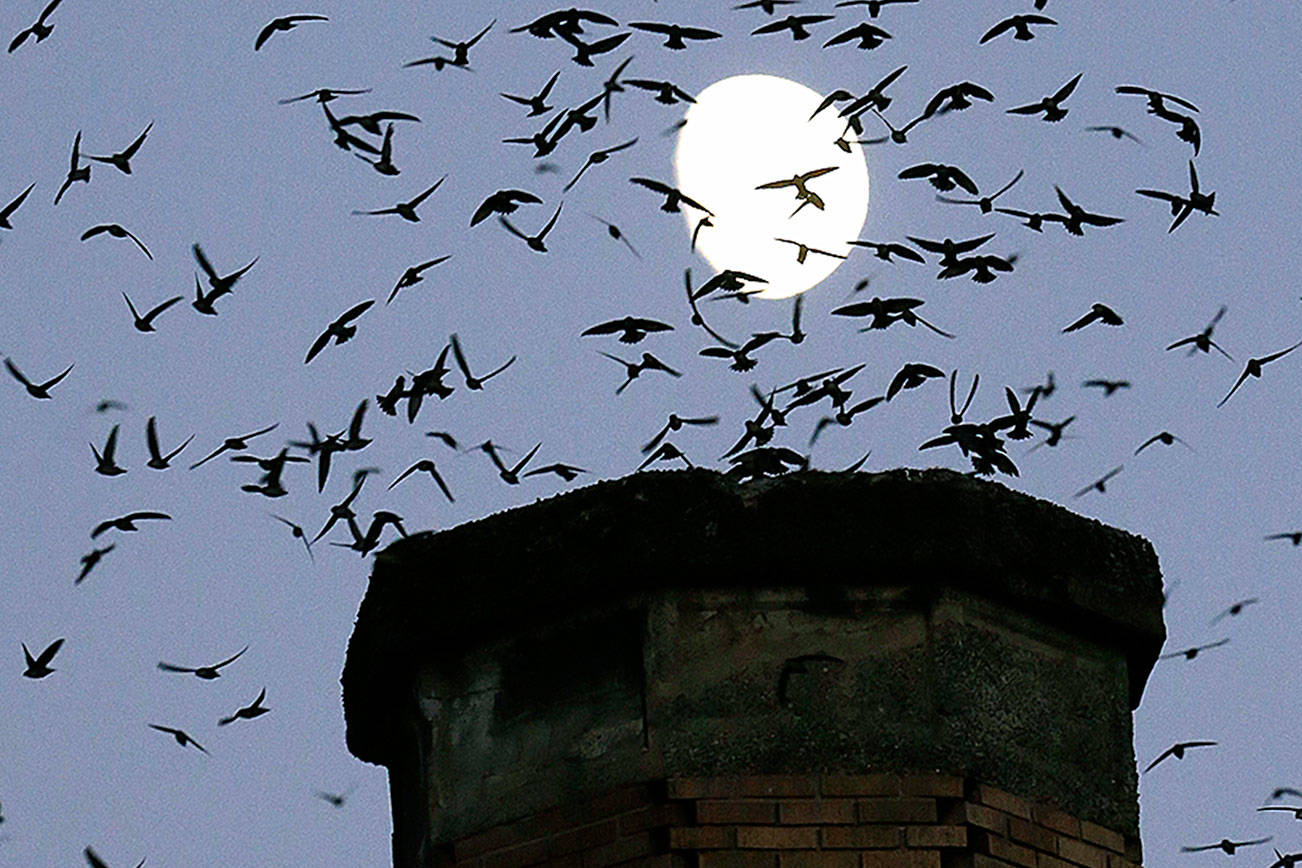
[756,166,839,215]
[388,460,455,502]
[1167,306,1232,360]
[312,478,365,544]
[480,441,543,484]
[630,177,712,214]
[980,14,1057,43]
[353,177,445,223]
[218,687,270,726]
[500,201,563,252]
[271,514,315,561]
[449,333,516,389]
[22,637,64,678]
[278,86,372,105]
[1159,638,1230,661]
[189,423,279,469]
[1210,598,1259,624]
[428,18,495,67]
[824,22,893,50]
[1082,378,1130,396]
[255,14,328,50]
[0,182,36,231]
[1134,431,1192,455]
[565,138,638,192]
[1143,740,1217,772]
[84,845,147,868]
[1182,839,1272,855]
[334,110,421,136]
[91,424,127,476]
[5,357,73,399]
[1086,125,1143,145]
[1006,74,1082,122]
[921,80,995,118]
[1265,532,1302,546]
[1052,186,1124,236]
[193,243,257,295]
[357,123,401,175]
[834,0,919,16]
[629,21,722,50]
[600,351,682,393]
[305,300,375,364]
[587,214,641,258]
[77,544,114,584]
[53,131,90,205]
[936,170,1024,213]
[388,256,451,304]
[775,237,847,265]
[122,293,182,332]
[148,728,208,754]
[1137,160,1217,232]
[751,14,835,40]
[91,511,171,538]
[471,189,542,227]
[1073,465,1124,498]
[898,163,978,194]
[500,70,561,117]
[1218,339,1302,407]
[699,333,781,373]
[582,316,673,343]
[1062,303,1123,333]
[157,646,248,679]
[642,414,719,454]
[8,0,63,53]
[885,362,944,401]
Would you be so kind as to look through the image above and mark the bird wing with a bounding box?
[157,661,198,673]
[80,224,110,240]
[36,638,64,666]
[979,17,1015,43]
[254,20,279,50]
[304,328,334,364]
[339,298,376,324]
[145,296,183,320]
[213,645,249,669]
[1053,73,1083,102]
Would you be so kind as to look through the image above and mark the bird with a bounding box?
[91,511,171,538]
[189,423,279,469]
[388,256,451,304]
[470,189,542,227]
[91,424,127,476]
[1167,306,1233,360]
[642,414,719,454]
[480,441,543,485]
[219,687,271,725]
[859,108,926,145]
[921,81,995,118]
[936,170,1024,213]
[449,333,516,390]
[1264,532,1302,546]
[1005,74,1082,122]
[1160,639,1229,660]
[278,86,372,105]
[980,14,1057,43]
[0,182,36,230]
[699,333,782,373]
[1052,186,1124,236]
[588,214,641,258]
[333,110,421,136]
[907,233,995,268]
[76,544,114,584]
[600,351,682,394]
[83,123,152,176]
[1143,740,1217,772]
[751,14,835,41]
[1073,466,1124,498]
[824,22,893,50]
[22,638,64,678]
[630,177,712,214]
[500,70,561,117]
[312,478,366,544]
[1218,339,1302,407]
[500,201,564,253]
[1134,431,1192,455]
[1062,303,1124,333]
[1082,379,1130,396]
[1211,598,1259,624]
[775,238,847,265]
[148,724,208,754]
[1086,125,1143,145]
[1182,839,1272,855]
[847,240,925,263]
[898,163,978,195]
[270,514,315,561]
[8,0,63,53]
[885,363,944,401]
[1137,160,1218,232]
[582,317,674,344]
[628,22,722,50]
[638,442,694,471]
[81,223,153,259]
[157,645,248,679]
[305,300,375,364]
[53,131,90,205]
[1028,416,1076,452]
[4,357,73,399]
[388,460,454,502]
[255,14,328,50]
[427,18,495,67]
[122,293,182,332]
[315,787,355,808]
[834,0,919,16]
[565,138,639,193]
[523,463,587,482]
[756,166,839,215]
[556,29,632,69]
[357,123,401,175]
[193,243,257,296]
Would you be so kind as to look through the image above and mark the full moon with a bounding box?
[675,74,870,300]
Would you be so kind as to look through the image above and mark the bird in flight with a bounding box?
[898,163,978,194]
[148,724,208,754]
[1137,159,1217,232]
[354,177,445,223]
[91,511,171,538]
[1006,73,1082,122]
[936,169,1024,213]
[775,237,847,264]
[219,687,271,725]
[22,637,64,678]
[629,21,722,50]
[1166,306,1232,360]
[388,256,450,304]
[980,13,1057,43]
[751,14,835,41]
[480,440,543,485]
[85,123,153,174]
[428,18,496,68]
[564,138,638,193]
[449,333,516,390]
[1210,598,1258,624]
[388,460,455,502]
[1082,378,1130,396]
[471,189,542,227]
[8,0,63,53]
[1265,532,1302,546]
[270,514,315,561]
[500,201,564,252]
[81,223,152,259]
[0,182,36,230]
[189,423,279,469]
[121,292,182,333]
[1052,186,1124,236]
[1061,303,1123,333]
[1182,839,1272,855]
[1134,431,1192,455]
[5,357,73,399]
[1160,639,1229,660]
[54,131,91,205]
[500,70,561,117]
[1073,465,1123,498]
[824,22,893,51]
[1143,740,1217,773]
[1086,125,1143,145]
[193,243,257,296]
[255,14,328,51]
[756,166,839,215]
[77,544,114,584]
[582,316,674,344]
[158,645,248,679]
[305,300,375,364]
[600,351,682,394]
[629,177,712,214]
[1218,339,1302,407]
[91,424,127,476]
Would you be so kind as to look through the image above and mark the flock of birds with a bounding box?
[3,0,1299,865]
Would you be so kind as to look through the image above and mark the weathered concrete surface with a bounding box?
[341,468,1165,862]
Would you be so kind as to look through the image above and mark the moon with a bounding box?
[674,74,870,300]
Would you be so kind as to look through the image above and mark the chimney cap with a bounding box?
[343,467,1164,766]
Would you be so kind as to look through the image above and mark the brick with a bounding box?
[620,804,690,836]
[1123,838,1143,867]
[456,817,552,861]
[544,856,583,868]
[906,826,968,849]
[1029,808,1077,839]
[699,853,779,868]
[861,850,942,868]
[554,821,619,856]
[737,826,820,849]
[669,827,734,850]
[822,774,902,797]
[1006,819,1056,853]
[973,855,1021,868]
[780,852,860,868]
[582,831,654,868]
[821,826,903,849]
[484,839,551,868]
[1107,855,1139,868]
[569,786,658,824]
[902,774,966,798]
[1078,823,1125,855]
[956,803,1007,835]
[857,798,938,823]
[1036,853,1075,868]
[779,799,857,824]
[624,857,686,868]
[669,776,819,799]
[698,800,779,825]
[1056,838,1107,868]
[977,833,1036,868]
[971,787,1031,821]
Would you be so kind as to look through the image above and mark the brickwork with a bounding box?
[432,774,1141,868]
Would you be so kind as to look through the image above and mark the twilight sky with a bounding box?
[2,1,1301,865]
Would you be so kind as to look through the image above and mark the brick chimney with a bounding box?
[342,468,1164,868]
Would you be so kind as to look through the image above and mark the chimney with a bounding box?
[342,468,1164,868]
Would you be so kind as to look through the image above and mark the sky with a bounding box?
[2,0,1301,865]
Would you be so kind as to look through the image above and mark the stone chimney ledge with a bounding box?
[344,469,1162,766]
